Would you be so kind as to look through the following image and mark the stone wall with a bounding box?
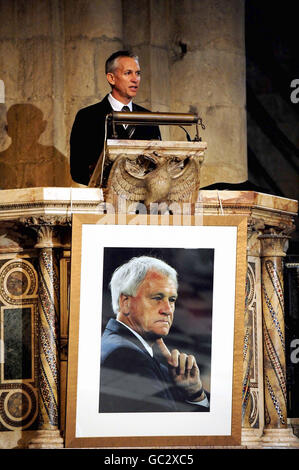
[0,0,247,190]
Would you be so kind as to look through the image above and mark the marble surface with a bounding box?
[3,306,32,381]
[105,139,207,160]
[200,189,298,214]
[0,187,296,226]
[0,187,104,220]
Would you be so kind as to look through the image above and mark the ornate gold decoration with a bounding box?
[242,262,260,429]
[0,259,38,305]
[0,383,38,430]
[0,257,39,432]
[19,215,72,227]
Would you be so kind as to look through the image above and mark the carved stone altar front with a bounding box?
[89,140,207,209]
[0,187,298,448]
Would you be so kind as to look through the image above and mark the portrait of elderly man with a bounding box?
[99,255,210,413]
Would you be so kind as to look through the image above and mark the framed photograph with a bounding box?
[65,214,247,447]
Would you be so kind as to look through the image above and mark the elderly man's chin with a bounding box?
[145,327,170,343]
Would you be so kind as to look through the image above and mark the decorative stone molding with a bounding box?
[34,225,62,249]
[19,215,72,227]
[0,188,104,222]
[242,258,264,434]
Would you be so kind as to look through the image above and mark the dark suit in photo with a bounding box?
[99,318,210,413]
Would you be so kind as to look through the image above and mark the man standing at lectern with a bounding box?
[70,51,161,185]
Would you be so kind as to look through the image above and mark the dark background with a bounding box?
[245,0,298,206]
[245,0,299,417]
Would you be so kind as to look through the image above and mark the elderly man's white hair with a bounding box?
[109,256,178,314]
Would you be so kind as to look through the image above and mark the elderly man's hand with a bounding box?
[156,338,205,402]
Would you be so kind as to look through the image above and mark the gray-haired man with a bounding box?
[99,256,209,413]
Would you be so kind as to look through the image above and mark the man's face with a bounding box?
[107,56,141,104]
[119,270,178,342]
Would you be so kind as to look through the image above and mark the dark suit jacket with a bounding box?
[99,318,210,413]
[70,94,161,185]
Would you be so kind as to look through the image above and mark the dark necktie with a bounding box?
[121,105,136,138]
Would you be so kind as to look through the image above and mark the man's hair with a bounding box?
[109,256,178,314]
[105,50,139,74]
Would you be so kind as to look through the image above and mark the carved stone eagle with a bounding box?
[104,151,202,207]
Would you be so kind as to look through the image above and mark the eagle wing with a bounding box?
[106,157,147,201]
[168,157,200,202]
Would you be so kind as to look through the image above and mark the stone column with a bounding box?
[28,224,63,448]
[259,230,299,446]
[64,0,124,157]
[169,0,247,187]
[0,0,73,189]
[123,0,171,109]
[260,231,288,429]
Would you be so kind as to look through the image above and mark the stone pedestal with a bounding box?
[261,428,299,448]
[28,429,64,449]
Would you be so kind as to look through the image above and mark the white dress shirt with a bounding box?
[108,94,132,111]
[107,94,132,129]
[116,319,153,356]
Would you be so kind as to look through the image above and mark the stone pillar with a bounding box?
[28,225,63,448]
[64,0,124,159]
[259,230,299,446]
[169,0,247,186]
[123,0,171,112]
[0,0,73,189]
[260,231,288,430]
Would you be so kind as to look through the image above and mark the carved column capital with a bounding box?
[19,214,72,226]
[18,215,71,249]
[34,225,61,249]
[259,228,291,258]
[247,217,265,234]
